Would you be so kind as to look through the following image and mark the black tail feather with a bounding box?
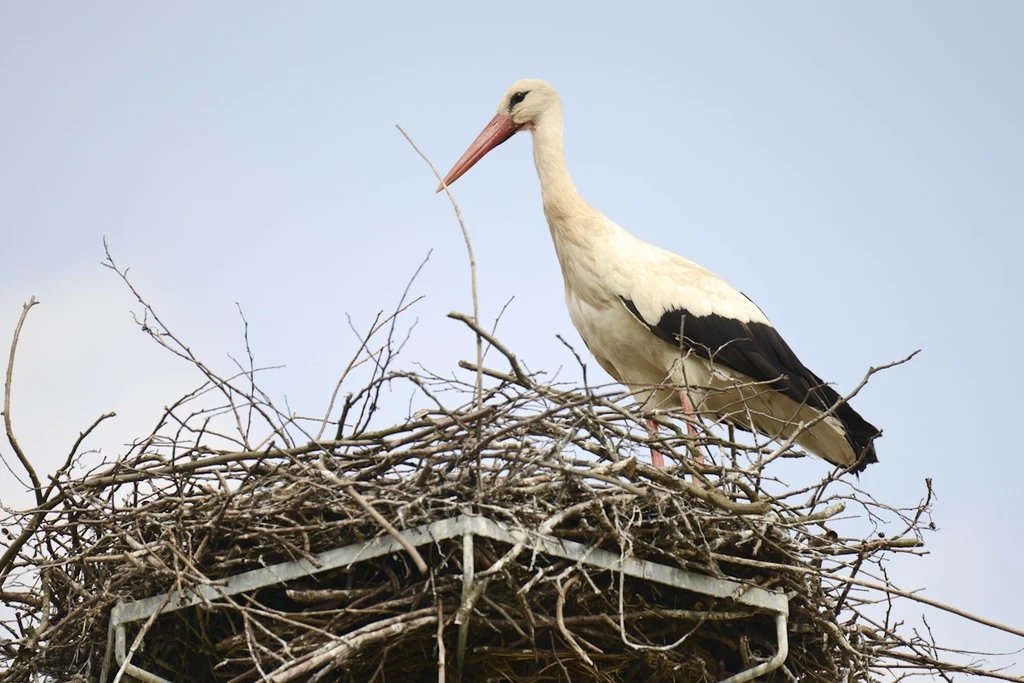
[835,401,881,474]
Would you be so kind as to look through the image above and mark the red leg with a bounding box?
[645,418,665,468]
[679,391,706,467]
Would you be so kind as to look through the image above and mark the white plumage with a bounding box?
[439,79,880,472]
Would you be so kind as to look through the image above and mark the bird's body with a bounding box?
[440,79,881,472]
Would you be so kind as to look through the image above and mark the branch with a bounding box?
[711,551,1024,639]
[41,411,116,503]
[3,296,42,504]
[317,254,429,441]
[395,125,484,422]
[312,459,428,574]
[448,311,532,387]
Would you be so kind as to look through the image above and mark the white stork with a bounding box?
[438,79,881,473]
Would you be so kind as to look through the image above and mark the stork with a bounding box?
[438,79,881,473]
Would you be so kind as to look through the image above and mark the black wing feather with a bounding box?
[620,296,880,471]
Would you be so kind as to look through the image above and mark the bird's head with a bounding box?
[501,78,560,129]
[437,79,560,192]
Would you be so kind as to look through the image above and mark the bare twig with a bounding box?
[312,458,429,574]
[111,591,173,683]
[42,411,116,503]
[395,125,484,429]
[317,253,429,441]
[3,296,42,504]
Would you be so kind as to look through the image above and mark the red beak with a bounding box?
[436,113,522,192]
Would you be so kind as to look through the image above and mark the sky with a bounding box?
[2,1,1023,675]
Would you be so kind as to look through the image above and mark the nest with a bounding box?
[1,361,936,681]
[1,257,1015,682]
[4,374,898,683]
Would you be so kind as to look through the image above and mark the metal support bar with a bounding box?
[105,514,790,682]
[455,531,474,682]
[719,612,790,683]
[464,515,789,615]
[110,602,173,683]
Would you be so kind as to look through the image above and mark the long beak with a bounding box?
[436,113,521,192]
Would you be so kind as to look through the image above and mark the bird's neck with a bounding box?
[530,112,621,302]
[531,112,589,224]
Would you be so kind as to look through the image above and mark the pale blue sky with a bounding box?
[2,2,1023,673]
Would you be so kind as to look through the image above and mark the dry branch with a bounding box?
[3,296,42,505]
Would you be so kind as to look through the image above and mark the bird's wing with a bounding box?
[619,294,841,410]
[608,244,838,412]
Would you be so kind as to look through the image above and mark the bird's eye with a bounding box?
[509,91,529,110]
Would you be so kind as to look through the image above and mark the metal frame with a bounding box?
[102,514,789,682]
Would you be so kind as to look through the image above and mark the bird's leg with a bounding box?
[645,418,666,468]
[679,391,706,467]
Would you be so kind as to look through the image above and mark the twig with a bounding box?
[555,575,596,668]
[711,551,1024,639]
[317,256,429,441]
[448,312,532,387]
[42,411,116,503]
[344,483,428,574]
[111,590,172,683]
[266,609,437,682]
[395,125,484,440]
[436,595,446,683]
[3,296,42,505]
